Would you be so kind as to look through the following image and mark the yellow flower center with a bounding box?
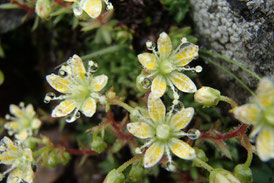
[159,60,173,74]
[72,83,91,103]
[156,124,170,140]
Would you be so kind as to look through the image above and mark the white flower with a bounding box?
[45,54,108,123]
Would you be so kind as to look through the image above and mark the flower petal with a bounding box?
[68,54,86,79]
[256,78,274,107]
[169,138,196,160]
[9,104,23,118]
[81,97,96,117]
[170,107,194,131]
[233,104,260,125]
[256,127,274,161]
[7,169,22,183]
[148,94,166,122]
[52,99,77,117]
[137,53,157,70]
[15,129,28,141]
[157,32,172,58]
[151,74,167,98]
[4,121,20,131]
[92,74,108,91]
[174,44,199,66]
[25,104,35,117]
[127,122,154,139]
[170,72,196,93]
[46,74,71,93]
[80,0,102,18]
[22,165,34,182]
[144,142,164,168]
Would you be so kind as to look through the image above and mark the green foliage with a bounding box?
[161,0,191,23]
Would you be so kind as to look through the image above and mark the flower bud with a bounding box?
[210,168,241,183]
[23,137,38,149]
[35,0,52,19]
[44,150,59,168]
[91,136,107,153]
[103,169,125,183]
[233,164,253,183]
[194,87,221,107]
[60,151,71,165]
[129,163,144,182]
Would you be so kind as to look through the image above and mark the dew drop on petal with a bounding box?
[141,78,152,89]
[58,69,68,77]
[187,129,201,140]
[44,92,56,103]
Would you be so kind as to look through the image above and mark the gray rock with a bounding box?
[190,0,273,102]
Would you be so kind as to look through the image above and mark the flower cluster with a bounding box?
[4,102,41,141]
[45,54,108,123]
[137,32,201,99]
[0,137,34,183]
[127,94,199,169]
[65,0,113,18]
[233,78,274,161]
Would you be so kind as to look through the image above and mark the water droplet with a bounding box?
[88,61,98,72]
[166,162,176,172]
[58,69,67,77]
[44,92,55,103]
[65,114,77,123]
[146,41,155,50]
[106,3,113,10]
[76,111,81,118]
[187,129,201,140]
[174,101,184,112]
[141,78,151,89]
[73,4,83,17]
[5,114,11,120]
[195,65,202,73]
[135,147,142,154]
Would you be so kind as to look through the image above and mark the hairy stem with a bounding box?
[219,95,238,108]
[117,154,144,172]
[193,158,214,172]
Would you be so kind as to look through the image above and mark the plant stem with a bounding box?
[193,158,214,172]
[200,49,261,80]
[108,99,135,113]
[81,45,127,60]
[200,56,256,97]
[117,154,144,172]
[33,146,50,157]
[244,149,253,167]
[219,95,238,108]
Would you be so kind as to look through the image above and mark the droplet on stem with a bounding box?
[44,92,56,103]
[187,129,201,140]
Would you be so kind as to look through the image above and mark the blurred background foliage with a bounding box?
[0,0,273,183]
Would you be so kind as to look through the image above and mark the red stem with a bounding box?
[200,124,248,140]
[11,0,35,12]
[66,148,98,155]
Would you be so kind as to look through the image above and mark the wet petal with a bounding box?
[7,169,22,183]
[137,53,157,70]
[157,32,172,58]
[92,74,108,91]
[174,44,199,66]
[169,138,196,160]
[151,75,167,98]
[256,78,274,107]
[170,107,194,131]
[256,127,274,161]
[4,121,20,131]
[81,97,96,117]
[80,0,102,18]
[233,104,260,125]
[170,72,196,93]
[46,74,71,93]
[68,54,86,79]
[144,142,164,168]
[9,104,23,118]
[1,137,17,152]
[31,119,42,129]
[52,99,77,117]
[148,94,166,122]
[127,122,154,139]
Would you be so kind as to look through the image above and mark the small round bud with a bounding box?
[194,86,221,107]
[129,163,144,182]
[103,169,125,183]
[60,151,71,165]
[91,136,107,153]
[210,168,241,183]
[35,0,52,19]
[233,164,253,183]
[44,150,59,168]
[167,163,176,172]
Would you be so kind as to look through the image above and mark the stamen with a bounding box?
[5,114,16,121]
[104,0,113,10]
[135,139,155,154]
[173,37,188,54]
[167,78,179,102]
[65,106,80,123]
